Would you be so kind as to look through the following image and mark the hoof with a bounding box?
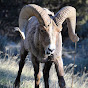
[59,78,66,88]
[13,80,20,88]
[59,83,66,88]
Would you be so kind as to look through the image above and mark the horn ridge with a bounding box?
[53,6,79,42]
[19,4,51,31]
[53,6,76,26]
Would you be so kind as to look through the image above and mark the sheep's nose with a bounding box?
[45,44,56,55]
[46,48,55,55]
[48,48,55,52]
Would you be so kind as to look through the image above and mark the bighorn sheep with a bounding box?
[14,4,79,88]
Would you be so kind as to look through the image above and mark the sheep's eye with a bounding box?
[40,29,46,33]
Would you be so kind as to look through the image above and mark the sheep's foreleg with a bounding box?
[31,55,40,88]
[54,57,66,88]
[14,49,28,88]
[43,61,52,88]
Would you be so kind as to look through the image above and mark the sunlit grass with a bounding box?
[0,57,88,88]
[0,39,88,88]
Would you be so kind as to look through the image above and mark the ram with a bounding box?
[14,4,79,88]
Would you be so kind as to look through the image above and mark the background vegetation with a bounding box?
[0,0,88,88]
[0,0,88,39]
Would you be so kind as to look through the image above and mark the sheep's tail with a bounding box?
[14,27,25,40]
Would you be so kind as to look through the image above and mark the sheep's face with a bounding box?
[39,20,61,56]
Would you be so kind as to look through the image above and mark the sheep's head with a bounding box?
[18,4,79,57]
[38,19,62,56]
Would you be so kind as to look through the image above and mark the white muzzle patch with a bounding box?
[45,44,56,56]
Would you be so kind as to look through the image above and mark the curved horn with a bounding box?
[19,4,51,31]
[53,6,79,42]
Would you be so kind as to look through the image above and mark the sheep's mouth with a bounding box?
[45,50,55,56]
[41,54,54,63]
[45,52,53,57]
[47,54,54,61]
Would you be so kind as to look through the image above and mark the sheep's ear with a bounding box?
[14,27,25,40]
[56,25,62,32]
[14,27,20,31]
[53,22,62,33]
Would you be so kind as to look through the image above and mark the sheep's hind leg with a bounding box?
[54,57,66,88]
[31,55,41,88]
[14,49,28,88]
[43,61,52,88]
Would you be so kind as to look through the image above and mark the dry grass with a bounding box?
[0,38,88,88]
[0,57,88,88]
